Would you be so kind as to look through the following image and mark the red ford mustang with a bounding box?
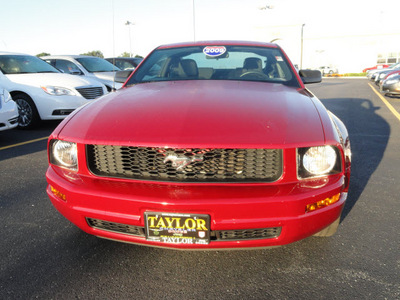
[46,41,351,249]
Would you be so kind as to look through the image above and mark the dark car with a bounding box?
[378,70,400,88]
[105,57,143,70]
[46,41,351,250]
[370,62,400,82]
[375,64,400,85]
[380,74,400,97]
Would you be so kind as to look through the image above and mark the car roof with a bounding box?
[41,55,102,59]
[155,40,278,50]
[0,51,33,56]
[106,57,142,60]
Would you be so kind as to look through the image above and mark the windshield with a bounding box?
[126,45,300,87]
[0,55,59,74]
[76,57,120,73]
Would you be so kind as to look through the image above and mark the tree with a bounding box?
[36,52,50,57]
[119,52,143,58]
[80,50,104,58]
[120,52,131,58]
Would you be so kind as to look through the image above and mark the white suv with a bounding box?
[319,66,338,75]
[0,52,107,128]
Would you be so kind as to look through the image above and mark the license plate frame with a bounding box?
[144,212,210,245]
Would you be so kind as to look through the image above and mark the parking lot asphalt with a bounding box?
[1,78,399,299]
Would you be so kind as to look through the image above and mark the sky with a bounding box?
[1,0,400,72]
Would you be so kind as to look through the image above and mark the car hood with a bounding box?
[58,80,325,148]
[6,73,102,88]
[91,72,123,89]
[93,71,117,81]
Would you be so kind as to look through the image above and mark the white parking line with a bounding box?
[0,136,48,151]
[369,83,400,123]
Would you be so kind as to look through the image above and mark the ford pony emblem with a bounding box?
[163,154,204,172]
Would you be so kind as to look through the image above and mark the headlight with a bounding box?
[1,89,12,103]
[50,140,78,170]
[298,146,340,178]
[379,73,387,79]
[41,86,75,96]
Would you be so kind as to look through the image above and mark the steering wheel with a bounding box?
[240,71,269,80]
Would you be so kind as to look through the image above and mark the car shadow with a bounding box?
[385,94,400,99]
[320,98,390,220]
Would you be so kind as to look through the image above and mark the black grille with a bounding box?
[87,145,282,183]
[214,228,281,240]
[76,87,104,99]
[9,117,19,125]
[86,218,281,241]
[86,218,145,237]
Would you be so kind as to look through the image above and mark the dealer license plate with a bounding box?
[144,212,210,245]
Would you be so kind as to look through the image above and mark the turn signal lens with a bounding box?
[306,193,340,212]
[50,185,66,201]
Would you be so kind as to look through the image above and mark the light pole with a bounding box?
[192,0,196,41]
[125,20,135,57]
[300,24,305,69]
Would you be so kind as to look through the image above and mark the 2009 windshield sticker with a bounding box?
[203,46,226,57]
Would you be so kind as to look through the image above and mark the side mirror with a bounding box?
[70,69,83,75]
[114,70,132,83]
[299,69,322,84]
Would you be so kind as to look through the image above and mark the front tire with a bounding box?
[14,93,40,129]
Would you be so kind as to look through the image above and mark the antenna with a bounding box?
[192,0,196,41]
[112,0,116,91]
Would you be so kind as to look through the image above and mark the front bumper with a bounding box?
[381,83,400,96]
[35,93,92,120]
[46,165,347,249]
[0,101,19,131]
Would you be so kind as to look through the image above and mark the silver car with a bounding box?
[42,55,123,91]
[380,74,400,97]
